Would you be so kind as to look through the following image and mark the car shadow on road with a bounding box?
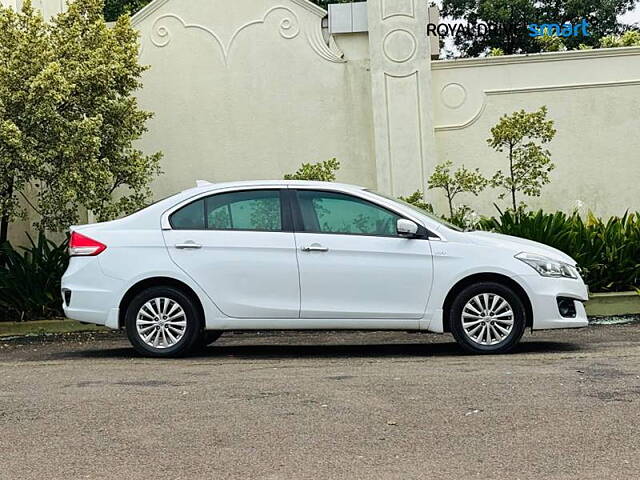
[56,339,582,360]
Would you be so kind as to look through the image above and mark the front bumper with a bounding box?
[515,274,589,330]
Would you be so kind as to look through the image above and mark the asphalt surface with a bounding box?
[1,325,640,480]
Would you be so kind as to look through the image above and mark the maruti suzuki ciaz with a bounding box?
[62,180,589,357]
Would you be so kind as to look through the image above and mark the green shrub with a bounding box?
[479,208,575,252]
[427,160,487,219]
[480,209,640,292]
[445,205,480,230]
[284,158,340,182]
[398,191,434,213]
[0,233,69,321]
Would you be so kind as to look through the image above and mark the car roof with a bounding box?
[182,179,368,195]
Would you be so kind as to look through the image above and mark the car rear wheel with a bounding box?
[450,282,526,354]
[125,286,203,357]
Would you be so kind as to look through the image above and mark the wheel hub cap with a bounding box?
[136,297,187,349]
[461,293,514,346]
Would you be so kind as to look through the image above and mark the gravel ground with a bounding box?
[1,325,640,480]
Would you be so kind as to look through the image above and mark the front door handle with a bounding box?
[301,243,329,252]
[175,242,202,249]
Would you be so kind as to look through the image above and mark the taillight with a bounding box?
[69,231,107,256]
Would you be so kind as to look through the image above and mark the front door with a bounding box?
[292,189,433,319]
[163,188,300,318]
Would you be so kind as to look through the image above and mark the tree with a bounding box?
[487,106,556,211]
[442,0,537,57]
[599,30,640,48]
[308,0,356,5]
[535,31,566,52]
[427,160,487,218]
[0,0,161,243]
[103,0,150,21]
[284,158,340,182]
[398,191,434,213]
[441,0,637,57]
[102,0,361,21]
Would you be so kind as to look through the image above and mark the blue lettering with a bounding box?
[540,24,561,36]
[528,24,541,37]
[560,23,573,37]
[527,19,591,38]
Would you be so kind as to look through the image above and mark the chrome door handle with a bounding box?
[175,242,202,249]
[301,244,329,252]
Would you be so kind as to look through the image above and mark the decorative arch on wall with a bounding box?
[135,0,345,66]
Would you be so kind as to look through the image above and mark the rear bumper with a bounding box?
[61,257,123,330]
[515,274,589,330]
[63,304,120,330]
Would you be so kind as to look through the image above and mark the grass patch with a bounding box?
[0,319,107,338]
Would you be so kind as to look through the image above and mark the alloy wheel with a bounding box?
[136,297,187,349]
[461,293,514,346]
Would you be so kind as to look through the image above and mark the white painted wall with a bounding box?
[133,0,377,201]
[133,0,640,219]
[431,47,640,217]
[7,0,640,245]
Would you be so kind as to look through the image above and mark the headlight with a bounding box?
[515,252,579,279]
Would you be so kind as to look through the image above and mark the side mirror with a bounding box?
[397,218,419,238]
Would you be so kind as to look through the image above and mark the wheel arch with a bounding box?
[118,276,205,330]
[441,272,533,333]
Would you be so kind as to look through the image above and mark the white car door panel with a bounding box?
[162,189,300,318]
[295,232,432,318]
[292,189,433,319]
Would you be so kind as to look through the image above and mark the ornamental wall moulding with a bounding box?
[434,78,640,132]
[381,0,415,20]
[150,5,345,66]
[382,28,417,64]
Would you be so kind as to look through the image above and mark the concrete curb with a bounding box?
[586,291,640,317]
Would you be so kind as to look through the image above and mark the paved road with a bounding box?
[1,325,639,480]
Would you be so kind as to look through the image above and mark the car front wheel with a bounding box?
[125,286,203,357]
[450,282,527,354]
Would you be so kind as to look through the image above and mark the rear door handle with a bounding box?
[175,242,202,249]
[301,243,329,252]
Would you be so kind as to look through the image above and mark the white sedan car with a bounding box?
[62,180,588,357]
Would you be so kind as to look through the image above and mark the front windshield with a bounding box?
[366,190,464,232]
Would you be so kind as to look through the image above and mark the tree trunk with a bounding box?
[0,181,13,267]
[0,210,9,269]
[0,214,8,246]
[0,181,12,246]
[509,144,516,211]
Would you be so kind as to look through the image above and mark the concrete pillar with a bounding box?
[367,0,437,196]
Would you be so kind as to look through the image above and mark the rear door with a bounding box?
[292,189,433,320]
[162,188,300,318]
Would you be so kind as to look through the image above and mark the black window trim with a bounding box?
[168,188,293,233]
[289,188,430,240]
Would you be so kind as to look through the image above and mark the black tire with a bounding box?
[125,286,203,358]
[449,282,526,354]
